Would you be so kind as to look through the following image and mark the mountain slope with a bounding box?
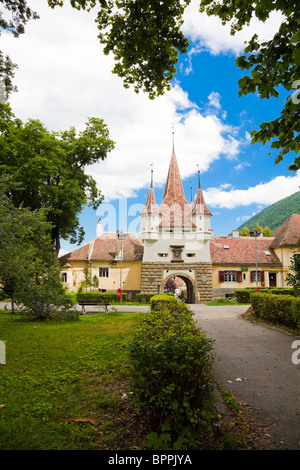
[236,191,300,234]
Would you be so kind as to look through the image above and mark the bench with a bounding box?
[77,299,110,314]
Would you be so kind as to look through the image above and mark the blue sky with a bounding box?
[1,0,299,255]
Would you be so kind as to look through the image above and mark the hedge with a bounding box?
[235,287,293,304]
[250,292,300,329]
[150,293,178,311]
[76,291,127,303]
[136,293,156,304]
[128,298,216,445]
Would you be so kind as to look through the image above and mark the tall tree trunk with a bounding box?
[52,226,60,256]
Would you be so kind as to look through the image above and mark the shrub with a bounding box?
[235,287,294,303]
[150,294,178,312]
[76,291,127,302]
[128,300,216,445]
[250,292,300,329]
[136,293,156,304]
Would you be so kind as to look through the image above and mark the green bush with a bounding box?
[76,291,127,302]
[235,287,294,303]
[0,289,6,301]
[150,293,178,312]
[250,292,300,329]
[128,300,216,446]
[136,293,156,303]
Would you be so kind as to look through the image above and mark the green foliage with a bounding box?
[136,293,156,304]
[150,293,178,311]
[200,0,299,170]
[286,252,300,297]
[0,182,77,320]
[237,192,300,234]
[76,291,127,302]
[235,287,294,304]
[0,107,115,253]
[128,300,216,448]
[239,224,272,237]
[0,310,144,449]
[250,292,300,329]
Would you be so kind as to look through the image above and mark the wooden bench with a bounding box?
[77,299,110,314]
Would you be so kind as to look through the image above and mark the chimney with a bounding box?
[97,218,103,237]
[232,230,239,239]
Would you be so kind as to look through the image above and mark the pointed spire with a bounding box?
[140,163,159,214]
[161,145,188,208]
[192,165,212,216]
[159,135,195,228]
[190,180,194,207]
[172,126,175,155]
[150,162,153,188]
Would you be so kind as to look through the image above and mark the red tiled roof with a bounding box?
[59,233,143,262]
[269,214,300,247]
[140,187,160,214]
[210,236,281,265]
[161,152,189,208]
[192,187,212,216]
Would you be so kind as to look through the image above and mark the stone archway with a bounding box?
[161,273,195,304]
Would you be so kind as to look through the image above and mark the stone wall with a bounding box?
[140,262,213,303]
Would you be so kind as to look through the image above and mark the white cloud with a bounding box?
[234,161,251,171]
[205,172,300,209]
[1,0,243,202]
[208,91,221,109]
[182,0,285,56]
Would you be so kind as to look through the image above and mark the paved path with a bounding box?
[191,304,300,450]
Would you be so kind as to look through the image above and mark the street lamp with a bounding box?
[117,230,127,302]
[250,230,261,289]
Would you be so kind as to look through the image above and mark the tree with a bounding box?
[49,0,190,99]
[199,0,299,171]
[3,1,298,169]
[262,226,272,237]
[47,0,299,170]
[0,1,39,100]
[0,105,115,254]
[239,227,250,237]
[239,225,272,237]
[0,180,75,318]
[164,278,177,293]
[286,250,300,297]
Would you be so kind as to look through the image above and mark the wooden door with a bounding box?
[269,272,277,287]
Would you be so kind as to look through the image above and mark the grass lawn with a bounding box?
[0,310,149,450]
[0,308,268,451]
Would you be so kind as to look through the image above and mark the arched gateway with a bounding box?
[140,141,213,304]
[162,273,195,304]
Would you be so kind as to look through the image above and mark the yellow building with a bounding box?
[59,227,143,301]
[211,214,300,298]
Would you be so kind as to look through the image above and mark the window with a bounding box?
[158,253,168,257]
[99,267,109,278]
[219,271,242,283]
[250,271,264,283]
[61,271,67,283]
[187,253,195,257]
[224,271,236,282]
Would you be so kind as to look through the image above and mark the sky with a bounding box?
[1,0,300,256]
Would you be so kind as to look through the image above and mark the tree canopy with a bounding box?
[1,0,299,170]
[0,105,115,254]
